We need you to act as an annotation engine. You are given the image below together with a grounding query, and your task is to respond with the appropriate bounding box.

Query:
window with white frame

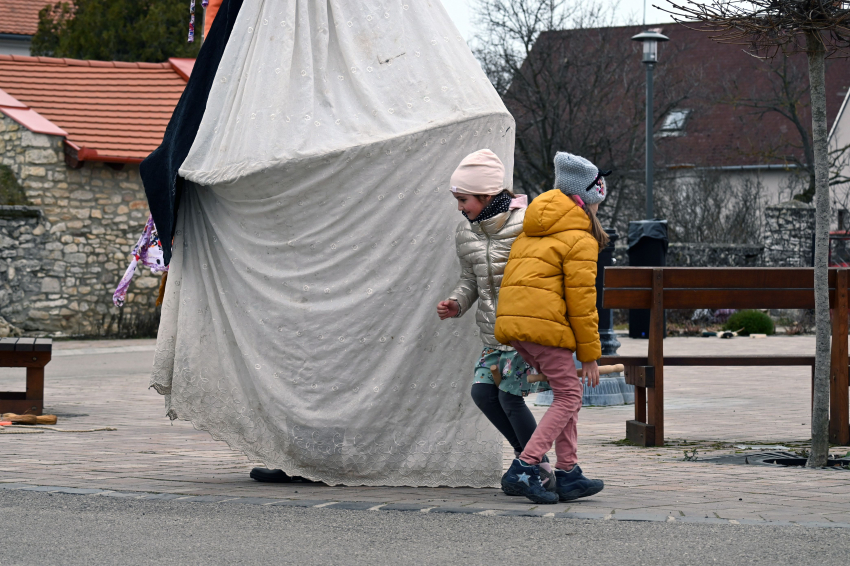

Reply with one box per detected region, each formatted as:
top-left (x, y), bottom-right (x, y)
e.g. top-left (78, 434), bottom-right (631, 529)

top-left (659, 109), bottom-right (691, 136)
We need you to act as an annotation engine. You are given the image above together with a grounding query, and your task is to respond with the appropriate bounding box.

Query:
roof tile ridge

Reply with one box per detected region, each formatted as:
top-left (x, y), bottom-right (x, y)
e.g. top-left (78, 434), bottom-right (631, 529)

top-left (34, 55), bottom-right (72, 65)
top-left (63, 58), bottom-right (93, 66)
top-left (4, 54), bottom-right (56, 64)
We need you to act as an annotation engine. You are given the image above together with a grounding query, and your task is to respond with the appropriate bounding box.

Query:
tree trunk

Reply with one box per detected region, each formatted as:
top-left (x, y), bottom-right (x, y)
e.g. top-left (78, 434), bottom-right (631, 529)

top-left (806, 31), bottom-right (831, 468)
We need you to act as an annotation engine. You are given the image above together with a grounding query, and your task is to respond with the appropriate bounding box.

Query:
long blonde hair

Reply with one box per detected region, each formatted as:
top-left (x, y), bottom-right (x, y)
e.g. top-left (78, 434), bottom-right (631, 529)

top-left (583, 205), bottom-right (610, 248)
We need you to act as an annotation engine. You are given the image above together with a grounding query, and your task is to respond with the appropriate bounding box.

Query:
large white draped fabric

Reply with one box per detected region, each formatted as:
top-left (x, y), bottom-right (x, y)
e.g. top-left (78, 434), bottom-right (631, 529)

top-left (151, 0), bottom-right (516, 487)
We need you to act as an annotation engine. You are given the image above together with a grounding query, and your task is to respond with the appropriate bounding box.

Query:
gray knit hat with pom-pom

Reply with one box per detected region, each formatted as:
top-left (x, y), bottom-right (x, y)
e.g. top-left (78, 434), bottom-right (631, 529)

top-left (554, 152), bottom-right (608, 205)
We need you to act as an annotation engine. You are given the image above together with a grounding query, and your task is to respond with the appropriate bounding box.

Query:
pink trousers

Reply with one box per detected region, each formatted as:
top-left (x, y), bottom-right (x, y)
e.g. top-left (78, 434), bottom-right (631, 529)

top-left (512, 340), bottom-right (582, 470)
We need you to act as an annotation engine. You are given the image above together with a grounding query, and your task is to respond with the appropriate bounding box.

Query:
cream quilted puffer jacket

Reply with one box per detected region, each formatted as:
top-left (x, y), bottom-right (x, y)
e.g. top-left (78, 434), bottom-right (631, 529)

top-left (447, 207), bottom-right (525, 350)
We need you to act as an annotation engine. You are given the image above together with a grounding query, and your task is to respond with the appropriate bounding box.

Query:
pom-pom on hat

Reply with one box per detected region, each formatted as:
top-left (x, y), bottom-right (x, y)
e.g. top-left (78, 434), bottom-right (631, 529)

top-left (554, 152), bottom-right (609, 205)
top-left (450, 149), bottom-right (505, 196)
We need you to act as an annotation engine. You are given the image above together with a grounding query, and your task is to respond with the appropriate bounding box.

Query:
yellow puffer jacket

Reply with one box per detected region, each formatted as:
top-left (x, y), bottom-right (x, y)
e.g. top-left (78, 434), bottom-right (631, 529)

top-left (494, 189), bottom-right (601, 362)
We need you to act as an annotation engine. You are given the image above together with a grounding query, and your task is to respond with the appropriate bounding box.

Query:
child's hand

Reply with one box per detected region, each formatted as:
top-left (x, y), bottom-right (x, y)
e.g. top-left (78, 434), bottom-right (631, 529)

top-left (437, 300), bottom-right (459, 320)
top-left (582, 361), bottom-right (600, 388)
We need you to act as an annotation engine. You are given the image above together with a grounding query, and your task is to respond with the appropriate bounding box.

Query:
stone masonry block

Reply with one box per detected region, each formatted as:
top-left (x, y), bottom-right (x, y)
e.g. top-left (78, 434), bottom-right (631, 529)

top-left (134, 277), bottom-right (160, 290)
top-left (22, 166), bottom-right (46, 178)
top-left (21, 131), bottom-right (52, 148)
top-left (40, 277), bottom-right (61, 293)
top-left (64, 253), bottom-right (87, 264)
top-left (25, 149), bottom-right (58, 164)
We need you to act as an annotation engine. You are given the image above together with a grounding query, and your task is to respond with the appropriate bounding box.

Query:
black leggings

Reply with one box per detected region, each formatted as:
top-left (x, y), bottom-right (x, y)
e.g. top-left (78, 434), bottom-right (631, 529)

top-left (470, 383), bottom-right (537, 454)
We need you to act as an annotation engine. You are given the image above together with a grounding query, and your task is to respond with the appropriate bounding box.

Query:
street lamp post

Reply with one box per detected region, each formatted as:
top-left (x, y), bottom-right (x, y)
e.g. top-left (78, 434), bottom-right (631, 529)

top-left (631, 30), bottom-right (669, 220)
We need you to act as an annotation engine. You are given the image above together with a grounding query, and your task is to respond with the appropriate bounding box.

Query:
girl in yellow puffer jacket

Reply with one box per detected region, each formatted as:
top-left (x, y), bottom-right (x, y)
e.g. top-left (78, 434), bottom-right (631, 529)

top-left (495, 152), bottom-right (610, 505)
top-left (435, 149), bottom-right (559, 494)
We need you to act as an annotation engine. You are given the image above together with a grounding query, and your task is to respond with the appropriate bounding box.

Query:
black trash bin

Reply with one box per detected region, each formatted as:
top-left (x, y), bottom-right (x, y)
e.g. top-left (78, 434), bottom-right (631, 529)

top-left (628, 220), bottom-right (668, 339)
top-left (596, 228), bottom-right (621, 355)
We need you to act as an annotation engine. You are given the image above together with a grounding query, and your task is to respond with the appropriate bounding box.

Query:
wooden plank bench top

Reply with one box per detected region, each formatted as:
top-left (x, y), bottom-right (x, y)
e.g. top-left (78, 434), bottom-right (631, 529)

top-left (0, 337), bottom-right (52, 416)
top-left (600, 355), bottom-right (816, 366)
top-left (601, 267), bottom-right (849, 447)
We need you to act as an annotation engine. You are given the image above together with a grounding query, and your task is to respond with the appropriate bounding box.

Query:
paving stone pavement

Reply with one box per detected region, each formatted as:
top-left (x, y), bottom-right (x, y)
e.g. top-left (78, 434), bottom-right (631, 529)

top-left (1, 335), bottom-right (849, 527)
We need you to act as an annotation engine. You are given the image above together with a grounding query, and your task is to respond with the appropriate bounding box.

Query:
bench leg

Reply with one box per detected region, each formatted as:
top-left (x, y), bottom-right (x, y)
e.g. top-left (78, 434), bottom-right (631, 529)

top-left (25, 366), bottom-right (44, 416)
top-left (830, 269), bottom-right (850, 445)
top-left (635, 384), bottom-right (646, 422)
top-left (646, 386), bottom-right (662, 447)
top-left (646, 268), bottom-right (664, 446)
top-left (625, 365), bottom-right (654, 446)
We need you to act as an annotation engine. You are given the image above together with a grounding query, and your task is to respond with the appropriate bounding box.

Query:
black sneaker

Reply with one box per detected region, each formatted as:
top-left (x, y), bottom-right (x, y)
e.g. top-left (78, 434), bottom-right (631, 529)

top-left (554, 465), bottom-right (604, 501)
top-left (502, 455), bottom-right (555, 496)
top-left (249, 467), bottom-right (316, 483)
top-left (501, 459), bottom-right (559, 504)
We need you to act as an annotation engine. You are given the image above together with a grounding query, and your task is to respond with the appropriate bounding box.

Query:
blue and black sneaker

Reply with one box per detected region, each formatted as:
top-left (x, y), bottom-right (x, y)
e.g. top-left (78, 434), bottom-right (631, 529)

top-left (501, 459), bottom-right (559, 504)
top-left (554, 465), bottom-right (604, 501)
top-left (501, 455), bottom-right (556, 496)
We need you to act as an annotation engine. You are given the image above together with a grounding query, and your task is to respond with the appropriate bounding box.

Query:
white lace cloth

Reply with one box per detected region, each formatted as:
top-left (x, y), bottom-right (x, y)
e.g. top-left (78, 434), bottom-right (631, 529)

top-left (151, 0), bottom-right (516, 487)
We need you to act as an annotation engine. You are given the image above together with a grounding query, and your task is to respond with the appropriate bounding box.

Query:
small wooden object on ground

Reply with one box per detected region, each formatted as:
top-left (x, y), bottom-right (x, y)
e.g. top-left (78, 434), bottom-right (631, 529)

top-left (601, 267), bottom-right (849, 447)
top-left (0, 337), bottom-right (52, 416)
top-left (1, 413), bottom-right (57, 425)
top-left (526, 364), bottom-right (625, 383)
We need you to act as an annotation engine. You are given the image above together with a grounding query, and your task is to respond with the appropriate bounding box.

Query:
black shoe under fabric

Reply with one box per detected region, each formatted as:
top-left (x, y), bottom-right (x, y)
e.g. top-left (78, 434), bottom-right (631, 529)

top-left (249, 468), bottom-right (317, 483)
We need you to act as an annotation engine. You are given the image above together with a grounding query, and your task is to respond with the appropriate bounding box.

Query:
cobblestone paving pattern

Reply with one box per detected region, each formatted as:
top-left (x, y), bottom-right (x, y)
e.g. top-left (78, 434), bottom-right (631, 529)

top-left (1, 336), bottom-right (848, 526)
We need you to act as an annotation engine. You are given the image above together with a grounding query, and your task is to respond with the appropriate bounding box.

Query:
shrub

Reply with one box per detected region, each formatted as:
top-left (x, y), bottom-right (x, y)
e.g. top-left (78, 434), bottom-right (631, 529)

top-left (724, 310), bottom-right (774, 336)
top-left (0, 165), bottom-right (29, 205)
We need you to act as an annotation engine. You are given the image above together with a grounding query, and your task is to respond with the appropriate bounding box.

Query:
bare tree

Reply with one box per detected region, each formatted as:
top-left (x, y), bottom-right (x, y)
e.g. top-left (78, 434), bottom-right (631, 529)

top-left (720, 54), bottom-right (850, 203)
top-left (655, 170), bottom-right (765, 244)
top-left (665, 0), bottom-right (850, 467)
top-left (471, 0), bottom-right (703, 233)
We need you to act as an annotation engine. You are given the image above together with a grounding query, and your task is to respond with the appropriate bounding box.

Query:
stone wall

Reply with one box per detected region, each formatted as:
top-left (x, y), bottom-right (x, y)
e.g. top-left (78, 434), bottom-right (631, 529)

top-left (763, 201), bottom-right (815, 267)
top-left (0, 115), bottom-right (160, 337)
top-left (611, 202), bottom-right (813, 268)
top-left (613, 242), bottom-right (764, 268)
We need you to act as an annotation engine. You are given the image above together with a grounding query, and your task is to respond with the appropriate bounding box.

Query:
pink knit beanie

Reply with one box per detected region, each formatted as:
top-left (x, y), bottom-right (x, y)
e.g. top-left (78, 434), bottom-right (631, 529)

top-left (449, 149), bottom-right (505, 196)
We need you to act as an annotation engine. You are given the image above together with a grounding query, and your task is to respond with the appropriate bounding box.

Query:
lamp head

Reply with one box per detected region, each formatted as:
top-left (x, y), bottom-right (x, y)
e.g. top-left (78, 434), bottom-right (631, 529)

top-left (631, 30), bottom-right (670, 64)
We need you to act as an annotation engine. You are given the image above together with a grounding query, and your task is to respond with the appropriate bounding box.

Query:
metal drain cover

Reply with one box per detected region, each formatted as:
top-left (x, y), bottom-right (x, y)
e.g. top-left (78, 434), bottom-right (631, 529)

top-left (701, 451), bottom-right (850, 468)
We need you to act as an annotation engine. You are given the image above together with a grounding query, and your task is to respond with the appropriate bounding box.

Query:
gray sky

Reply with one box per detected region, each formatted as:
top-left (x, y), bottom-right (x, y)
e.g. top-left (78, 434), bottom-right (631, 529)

top-left (440, 0), bottom-right (677, 40)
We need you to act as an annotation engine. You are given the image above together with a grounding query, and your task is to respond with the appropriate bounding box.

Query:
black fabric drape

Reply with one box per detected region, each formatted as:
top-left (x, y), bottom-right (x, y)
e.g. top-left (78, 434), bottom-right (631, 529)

top-left (140, 0), bottom-right (244, 265)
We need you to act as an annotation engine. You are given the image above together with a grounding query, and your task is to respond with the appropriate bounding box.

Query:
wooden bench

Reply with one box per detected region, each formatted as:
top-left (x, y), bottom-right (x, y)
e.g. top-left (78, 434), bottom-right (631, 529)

top-left (601, 267), bottom-right (850, 447)
top-left (0, 337), bottom-right (52, 416)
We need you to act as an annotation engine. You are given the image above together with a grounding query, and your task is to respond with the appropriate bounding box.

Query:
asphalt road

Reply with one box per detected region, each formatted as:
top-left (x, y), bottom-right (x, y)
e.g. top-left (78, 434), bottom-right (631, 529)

top-left (1, 490), bottom-right (848, 565)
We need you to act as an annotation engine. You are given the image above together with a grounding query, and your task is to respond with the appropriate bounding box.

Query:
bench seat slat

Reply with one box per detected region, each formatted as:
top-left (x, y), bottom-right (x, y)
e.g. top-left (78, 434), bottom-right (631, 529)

top-left (0, 338), bottom-right (17, 351)
top-left (603, 288), bottom-right (652, 308)
top-left (604, 267), bottom-right (848, 290)
top-left (664, 268), bottom-right (817, 290)
top-left (600, 355), bottom-right (816, 366)
top-left (33, 338), bottom-right (53, 352)
top-left (665, 289), bottom-right (818, 309)
top-left (603, 288), bottom-right (826, 309)
top-left (13, 338), bottom-right (35, 351)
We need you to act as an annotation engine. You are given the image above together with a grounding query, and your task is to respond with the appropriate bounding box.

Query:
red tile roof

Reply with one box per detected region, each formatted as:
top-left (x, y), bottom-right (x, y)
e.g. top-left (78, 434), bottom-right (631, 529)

top-left (0, 55), bottom-right (192, 163)
top-left (0, 1), bottom-right (48, 36)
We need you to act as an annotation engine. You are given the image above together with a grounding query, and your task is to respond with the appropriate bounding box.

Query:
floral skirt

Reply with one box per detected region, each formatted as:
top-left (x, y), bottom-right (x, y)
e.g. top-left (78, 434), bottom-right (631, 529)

top-left (472, 347), bottom-right (536, 397)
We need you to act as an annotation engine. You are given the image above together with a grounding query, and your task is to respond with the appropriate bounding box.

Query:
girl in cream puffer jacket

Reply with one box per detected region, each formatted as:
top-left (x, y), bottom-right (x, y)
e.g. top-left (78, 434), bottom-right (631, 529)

top-left (436, 150), bottom-right (554, 491)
